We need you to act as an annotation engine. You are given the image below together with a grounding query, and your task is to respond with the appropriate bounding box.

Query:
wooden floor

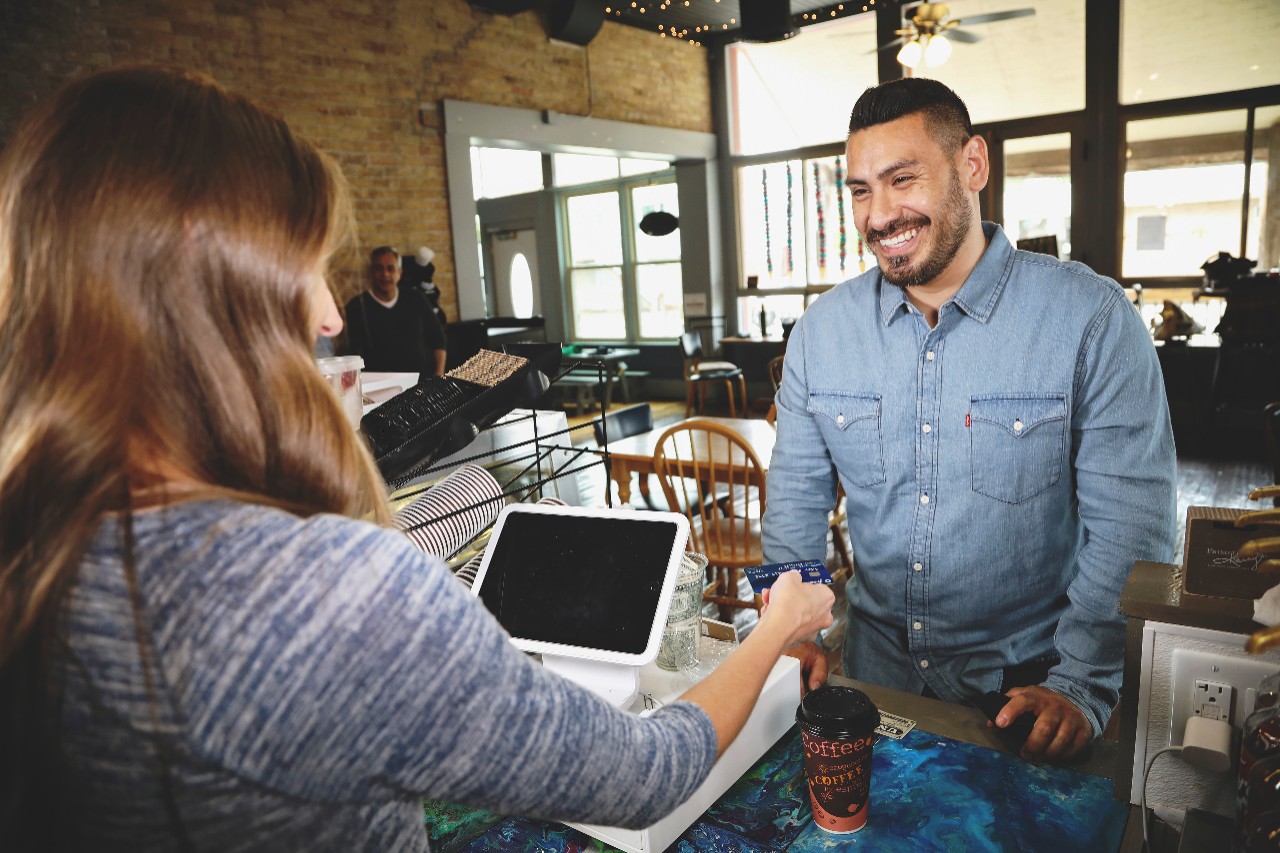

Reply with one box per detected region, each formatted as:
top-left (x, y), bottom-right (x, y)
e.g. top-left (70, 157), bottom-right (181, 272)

top-left (558, 396), bottom-right (1276, 673)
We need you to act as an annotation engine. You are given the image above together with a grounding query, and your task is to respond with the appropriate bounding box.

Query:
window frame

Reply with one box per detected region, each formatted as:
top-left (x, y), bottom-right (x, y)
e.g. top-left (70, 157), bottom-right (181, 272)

top-left (559, 170), bottom-right (681, 343)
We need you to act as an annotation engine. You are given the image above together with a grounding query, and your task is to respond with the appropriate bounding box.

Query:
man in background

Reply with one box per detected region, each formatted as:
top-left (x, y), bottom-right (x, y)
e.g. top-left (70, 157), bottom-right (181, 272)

top-left (764, 78), bottom-right (1176, 762)
top-left (344, 245), bottom-right (447, 377)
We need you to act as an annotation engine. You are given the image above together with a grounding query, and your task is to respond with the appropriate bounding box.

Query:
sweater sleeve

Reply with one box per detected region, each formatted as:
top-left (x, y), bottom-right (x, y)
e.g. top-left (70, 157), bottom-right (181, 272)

top-left (175, 511), bottom-right (718, 829)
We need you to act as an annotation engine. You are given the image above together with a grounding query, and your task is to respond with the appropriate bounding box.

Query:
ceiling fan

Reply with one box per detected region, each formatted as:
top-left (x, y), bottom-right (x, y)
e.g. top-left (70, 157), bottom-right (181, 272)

top-left (877, 3), bottom-right (1036, 69)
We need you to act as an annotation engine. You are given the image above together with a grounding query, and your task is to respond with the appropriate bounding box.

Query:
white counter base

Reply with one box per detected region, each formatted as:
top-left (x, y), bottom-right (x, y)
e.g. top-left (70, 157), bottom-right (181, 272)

top-left (568, 655), bottom-right (801, 853)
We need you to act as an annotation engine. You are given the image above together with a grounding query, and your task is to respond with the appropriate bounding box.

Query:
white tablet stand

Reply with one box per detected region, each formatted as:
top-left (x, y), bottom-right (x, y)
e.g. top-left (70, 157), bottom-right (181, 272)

top-left (540, 655), bottom-right (640, 708)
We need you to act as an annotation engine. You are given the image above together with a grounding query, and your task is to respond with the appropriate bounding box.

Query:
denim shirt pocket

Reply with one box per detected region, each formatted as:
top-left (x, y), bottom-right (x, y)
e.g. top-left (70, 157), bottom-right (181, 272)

top-left (807, 392), bottom-right (886, 487)
top-left (969, 394), bottom-right (1067, 504)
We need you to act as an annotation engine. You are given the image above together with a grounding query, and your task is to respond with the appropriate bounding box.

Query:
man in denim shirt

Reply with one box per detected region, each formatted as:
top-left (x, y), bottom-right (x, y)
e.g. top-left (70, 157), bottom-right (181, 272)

top-left (764, 79), bottom-right (1176, 761)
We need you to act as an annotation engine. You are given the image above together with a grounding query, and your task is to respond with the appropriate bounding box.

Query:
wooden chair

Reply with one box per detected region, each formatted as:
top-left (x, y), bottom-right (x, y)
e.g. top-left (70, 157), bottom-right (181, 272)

top-left (679, 331), bottom-right (747, 418)
top-left (594, 403), bottom-right (658, 508)
top-left (767, 355), bottom-right (785, 394)
top-left (653, 419), bottom-right (765, 617)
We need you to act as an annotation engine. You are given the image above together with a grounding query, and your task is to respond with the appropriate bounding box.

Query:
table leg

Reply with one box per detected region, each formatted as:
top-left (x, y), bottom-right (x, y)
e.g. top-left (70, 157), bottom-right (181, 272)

top-left (611, 460), bottom-right (634, 505)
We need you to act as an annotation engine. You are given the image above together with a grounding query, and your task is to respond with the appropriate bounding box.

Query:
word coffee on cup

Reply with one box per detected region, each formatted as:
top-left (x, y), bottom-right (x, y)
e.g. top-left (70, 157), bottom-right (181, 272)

top-left (796, 685), bottom-right (879, 834)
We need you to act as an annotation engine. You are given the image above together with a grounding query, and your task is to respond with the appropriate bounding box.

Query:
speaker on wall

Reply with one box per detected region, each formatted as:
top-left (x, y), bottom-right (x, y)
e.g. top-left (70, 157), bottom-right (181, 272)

top-left (546, 0), bottom-right (604, 46)
top-left (740, 0), bottom-right (798, 43)
top-left (468, 0), bottom-right (540, 14)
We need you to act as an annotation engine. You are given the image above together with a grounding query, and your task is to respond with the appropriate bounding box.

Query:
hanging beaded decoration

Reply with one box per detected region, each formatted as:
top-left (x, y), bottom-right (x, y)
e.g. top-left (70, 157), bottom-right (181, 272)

top-left (857, 232), bottom-right (866, 273)
top-left (762, 170), bottom-right (773, 276)
top-left (813, 162), bottom-right (826, 270)
top-left (785, 161), bottom-right (794, 274)
top-left (835, 156), bottom-right (847, 273)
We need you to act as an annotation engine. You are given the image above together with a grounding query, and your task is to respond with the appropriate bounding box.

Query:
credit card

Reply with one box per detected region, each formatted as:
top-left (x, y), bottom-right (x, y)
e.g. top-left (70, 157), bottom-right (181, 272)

top-left (743, 560), bottom-right (833, 594)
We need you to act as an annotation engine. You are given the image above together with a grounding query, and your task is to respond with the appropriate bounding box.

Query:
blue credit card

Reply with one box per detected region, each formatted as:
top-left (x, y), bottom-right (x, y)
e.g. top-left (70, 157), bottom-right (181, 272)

top-left (743, 560), bottom-right (833, 594)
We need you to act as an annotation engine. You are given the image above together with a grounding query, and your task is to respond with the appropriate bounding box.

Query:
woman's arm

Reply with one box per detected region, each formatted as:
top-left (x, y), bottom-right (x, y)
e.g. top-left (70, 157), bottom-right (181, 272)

top-left (679, 571), bottom-right (834, 755)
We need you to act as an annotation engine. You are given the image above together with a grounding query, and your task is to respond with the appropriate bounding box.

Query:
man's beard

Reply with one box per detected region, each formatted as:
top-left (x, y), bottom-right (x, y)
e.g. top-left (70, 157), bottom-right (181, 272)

top-left (866, 168), bottom-right (972, 289)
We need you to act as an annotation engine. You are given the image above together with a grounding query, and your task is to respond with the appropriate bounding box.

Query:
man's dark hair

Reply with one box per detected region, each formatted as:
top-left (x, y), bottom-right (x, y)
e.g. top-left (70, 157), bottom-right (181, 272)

top-left (369, 245), bottom-right (400, 264)
top-left (848, 78), bottom-right (974, 155)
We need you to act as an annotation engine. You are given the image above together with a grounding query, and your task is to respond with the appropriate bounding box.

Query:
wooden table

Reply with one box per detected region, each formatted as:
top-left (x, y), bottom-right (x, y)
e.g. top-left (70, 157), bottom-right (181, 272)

top-left (604, 416), bottom-right (777, 505)
top-left (559, 345), bottom-right (642, 413)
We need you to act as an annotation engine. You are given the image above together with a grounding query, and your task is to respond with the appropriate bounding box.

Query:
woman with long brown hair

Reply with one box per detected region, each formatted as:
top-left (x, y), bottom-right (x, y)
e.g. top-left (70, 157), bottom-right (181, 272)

top-left (0, 67), bottom-right (833, 850)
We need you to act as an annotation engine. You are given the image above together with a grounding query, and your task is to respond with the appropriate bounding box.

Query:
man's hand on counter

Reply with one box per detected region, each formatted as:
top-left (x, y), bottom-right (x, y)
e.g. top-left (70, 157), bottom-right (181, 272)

top-left (994, 685), bottom-right (1092, 761)
top-left (781, 640), bottom-right (828, 694)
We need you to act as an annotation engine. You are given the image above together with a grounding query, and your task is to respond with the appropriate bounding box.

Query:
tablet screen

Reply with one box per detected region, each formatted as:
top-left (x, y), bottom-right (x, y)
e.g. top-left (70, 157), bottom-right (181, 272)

top-left (474, 507), bottom-right (687, 659)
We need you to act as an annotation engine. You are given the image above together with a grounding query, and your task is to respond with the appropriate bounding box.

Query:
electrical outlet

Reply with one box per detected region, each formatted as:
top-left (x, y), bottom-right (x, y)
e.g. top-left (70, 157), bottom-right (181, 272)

top-left (1169, 649), bottom-right (1280, 747)
top-left (1191, 679), bottom-right (1233, 722)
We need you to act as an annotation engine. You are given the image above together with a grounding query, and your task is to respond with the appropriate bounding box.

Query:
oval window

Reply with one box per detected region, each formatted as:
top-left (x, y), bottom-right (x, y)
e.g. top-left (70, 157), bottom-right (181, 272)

top-left (509, 253), bottom-right (534, 317)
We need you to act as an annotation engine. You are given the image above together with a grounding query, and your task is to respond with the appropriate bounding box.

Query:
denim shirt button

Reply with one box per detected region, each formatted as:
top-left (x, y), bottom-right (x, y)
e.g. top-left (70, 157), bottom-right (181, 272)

top-left (920, 659), bottom-right (930, 669)
top-left (1014, 419), bottom-right (1024, 433)
top-left (922, 423), bottom-right (932, 434)
top-left (920, 494), bottom-right (929, 505)
top-left (913, 621), bottom-right (922, 630)
top-left (836, 414), bottom-right (845, 425)
top-left (926, 351), bottom-right (935, 361)
top-left (913, 562), bottom-right (923, 572)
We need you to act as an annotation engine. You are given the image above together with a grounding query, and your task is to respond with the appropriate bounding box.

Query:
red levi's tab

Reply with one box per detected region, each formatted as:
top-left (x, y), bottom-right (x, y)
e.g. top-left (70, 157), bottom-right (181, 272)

top-left (965, 413), bottom-right (971, 428)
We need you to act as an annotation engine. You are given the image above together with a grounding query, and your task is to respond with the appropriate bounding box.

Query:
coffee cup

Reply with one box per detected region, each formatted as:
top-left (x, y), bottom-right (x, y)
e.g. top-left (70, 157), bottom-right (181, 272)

top-left (796, 685), bottom-right (879, 834)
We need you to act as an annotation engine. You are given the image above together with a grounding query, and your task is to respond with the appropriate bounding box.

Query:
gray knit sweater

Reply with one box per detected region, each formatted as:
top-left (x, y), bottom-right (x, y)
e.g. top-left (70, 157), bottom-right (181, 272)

top-left (55, 501), bottom-right (717, 851)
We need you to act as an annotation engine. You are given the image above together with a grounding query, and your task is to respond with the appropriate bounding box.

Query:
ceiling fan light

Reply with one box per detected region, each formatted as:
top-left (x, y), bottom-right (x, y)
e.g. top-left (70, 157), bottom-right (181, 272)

top-left (897, 38), bottom-right (923, 68)
top-left (924, 33), bottom-right (952, 66)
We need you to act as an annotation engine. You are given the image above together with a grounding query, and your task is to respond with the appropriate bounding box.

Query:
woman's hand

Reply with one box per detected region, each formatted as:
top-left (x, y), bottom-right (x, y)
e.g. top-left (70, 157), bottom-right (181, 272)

top-left (759, 571), bottom-right (834, 648)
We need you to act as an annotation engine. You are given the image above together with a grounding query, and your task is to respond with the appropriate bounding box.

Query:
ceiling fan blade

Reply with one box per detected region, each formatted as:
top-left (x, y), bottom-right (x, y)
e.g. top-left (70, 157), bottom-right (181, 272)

top-left (956, 8), bottom-right (1035, 26)
top-left (948, 29), bottom-right (982, 44)
top-left (867, 36), bottom-right (909, 55)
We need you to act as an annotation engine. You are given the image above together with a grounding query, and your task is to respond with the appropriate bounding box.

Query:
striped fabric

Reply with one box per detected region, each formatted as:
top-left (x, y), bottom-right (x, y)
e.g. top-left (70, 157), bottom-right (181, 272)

top-left (55, 500), bottom-right (717, 851)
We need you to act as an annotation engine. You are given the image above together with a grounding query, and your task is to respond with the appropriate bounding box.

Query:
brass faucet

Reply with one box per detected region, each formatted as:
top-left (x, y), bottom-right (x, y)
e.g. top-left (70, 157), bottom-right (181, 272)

top-left (1245, 486), bottom-right (1280, 653)
top-left (1238, 509), bottom-right (1280, 528)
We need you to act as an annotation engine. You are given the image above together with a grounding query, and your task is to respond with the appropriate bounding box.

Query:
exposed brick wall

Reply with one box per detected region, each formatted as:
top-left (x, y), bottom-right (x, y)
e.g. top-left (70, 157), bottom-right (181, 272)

top-left (0, 0), bottom-right (713, 317)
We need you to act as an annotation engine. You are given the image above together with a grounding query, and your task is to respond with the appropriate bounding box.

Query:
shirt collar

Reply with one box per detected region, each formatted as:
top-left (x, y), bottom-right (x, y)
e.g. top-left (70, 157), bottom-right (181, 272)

top-left (877, 222), bottom-right (1014, 326)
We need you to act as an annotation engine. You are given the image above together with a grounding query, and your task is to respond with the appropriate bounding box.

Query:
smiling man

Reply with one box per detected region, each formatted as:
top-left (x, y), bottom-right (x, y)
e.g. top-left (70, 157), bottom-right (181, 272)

top-left (763, 78), bottom-right (1177, 762)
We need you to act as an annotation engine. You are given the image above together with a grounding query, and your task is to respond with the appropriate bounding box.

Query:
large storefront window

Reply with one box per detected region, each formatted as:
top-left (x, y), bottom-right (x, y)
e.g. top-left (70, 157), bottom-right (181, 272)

top-left (911, 0), bottom-right (1084, 124)
top-left (1122, 111), bottom-right (1262, 280)
top-left (728, 13), bottom-right (877, 156)
top-left (1251, 106), bottom-right (1280, 272)
top-left (1121, 0), bottom-right (1279, 105)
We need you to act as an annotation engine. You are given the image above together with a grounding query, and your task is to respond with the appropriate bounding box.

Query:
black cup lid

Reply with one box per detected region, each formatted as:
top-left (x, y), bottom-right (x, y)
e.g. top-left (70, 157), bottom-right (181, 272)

top-left (796, 685), bottom-right (879, 739)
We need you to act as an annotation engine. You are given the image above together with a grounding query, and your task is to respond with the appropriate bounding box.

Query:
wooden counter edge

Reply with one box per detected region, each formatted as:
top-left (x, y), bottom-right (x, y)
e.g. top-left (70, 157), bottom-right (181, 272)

top-left (827, 674), bottom-right (1120, 779)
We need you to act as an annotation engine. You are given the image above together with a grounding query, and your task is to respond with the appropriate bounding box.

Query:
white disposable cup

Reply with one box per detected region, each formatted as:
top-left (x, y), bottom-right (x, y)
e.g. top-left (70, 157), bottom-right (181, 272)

top-left (317, 355), bottom-right (364, 429)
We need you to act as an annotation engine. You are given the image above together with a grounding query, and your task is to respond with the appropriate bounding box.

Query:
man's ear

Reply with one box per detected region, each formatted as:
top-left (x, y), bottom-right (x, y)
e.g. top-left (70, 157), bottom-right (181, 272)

top-left (960, 134), bottom-right (990, 192)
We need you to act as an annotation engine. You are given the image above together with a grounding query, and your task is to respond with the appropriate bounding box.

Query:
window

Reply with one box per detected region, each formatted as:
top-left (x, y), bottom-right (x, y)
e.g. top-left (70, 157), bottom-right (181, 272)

top-left (508, 253), bottom-right (534, 317)
top-left (554, 152), bottom-right (620, 187)
top-left (1121, 0), bottom-right (1280, 105)
top-left (1122, 111), bottom-right (1253, 279)
top-left (632, 183), bottom-right (684, 338)
top-left (728, 13), bottom-right (878, 155)
top-left (912, 0), bottom-right (1085, 124)
top-left (1250, 106), bottom-right (1280, 272)
top-left (562, 179), bottom-right (683, 341)
top-left (565, 191), bottom-right (625, 339)
top-left (737, 155), bottom-right (868, 289)
top-left (471, 147), bottom-right (544, 199)
top-left (554, 153), bottom-right (670, 187)
top-left (1003, 133), bottom-right (1072, 260)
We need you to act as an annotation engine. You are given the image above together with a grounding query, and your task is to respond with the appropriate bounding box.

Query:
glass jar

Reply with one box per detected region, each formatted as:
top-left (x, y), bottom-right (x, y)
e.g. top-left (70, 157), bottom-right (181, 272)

top-left (657, 552), bottom-right (707, 671)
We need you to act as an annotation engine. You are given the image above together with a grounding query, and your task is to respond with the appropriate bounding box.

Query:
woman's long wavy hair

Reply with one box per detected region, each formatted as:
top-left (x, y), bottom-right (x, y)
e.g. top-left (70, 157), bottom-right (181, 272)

top-left (0, 66), bottom-right (390, 842)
